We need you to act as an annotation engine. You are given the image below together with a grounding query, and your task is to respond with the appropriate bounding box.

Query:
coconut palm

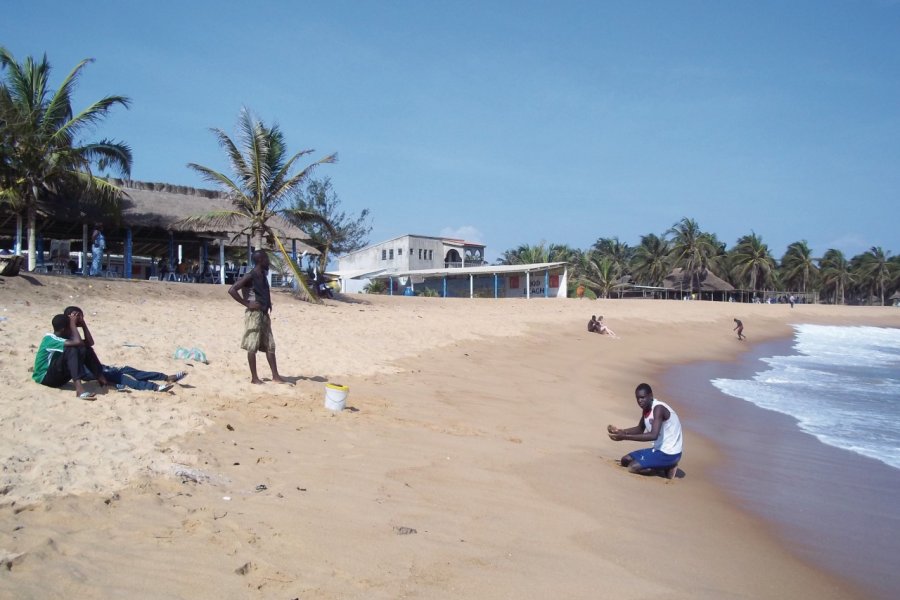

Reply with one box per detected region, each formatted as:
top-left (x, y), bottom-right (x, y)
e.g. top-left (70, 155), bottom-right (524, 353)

top-left (854, 246), bottom-right (894, 305)
top-left (497, 242), bottom-right (573, 265)
top-left (630, 233), bottom-right (670, 286)
top-left (780, 240), bottom-right (819, 294)
top-left (729, 232), bottom-right (776, 292)
top-left (0, 47), bottom-right (132, 270)
top-left (818, 248), bottom-right (853, 305)
top-left (667, 217), bottom-right (719, 292)
top-left (184, 108), bottom-right (336, 302)
top-left (592, 236), bottom-right (632, 280)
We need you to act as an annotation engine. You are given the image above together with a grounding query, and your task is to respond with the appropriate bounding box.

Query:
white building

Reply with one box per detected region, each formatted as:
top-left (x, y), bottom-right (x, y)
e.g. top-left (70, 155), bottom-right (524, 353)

top-left (335, 234), bottom-right (487, 293)
top-left (334, 234), bottom-right (567, 299)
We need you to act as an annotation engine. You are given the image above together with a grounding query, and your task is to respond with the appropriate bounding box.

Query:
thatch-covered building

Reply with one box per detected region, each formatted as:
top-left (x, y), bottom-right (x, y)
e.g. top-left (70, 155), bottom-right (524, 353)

top-left (663, 268), bottom-right (735, 301)
top-left (1, 179), bottom-right (318, 282)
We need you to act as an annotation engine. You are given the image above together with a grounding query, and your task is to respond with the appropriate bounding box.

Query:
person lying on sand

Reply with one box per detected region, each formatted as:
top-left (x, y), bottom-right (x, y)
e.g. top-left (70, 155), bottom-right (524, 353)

top-left (228, 249), bottom-right (287, 385)
top-left (62, 306), bottom-right (185, 392)
top-left (32, 312), bottom-right (108, 399)
top-left (607, 383), bottom-right (683, 479)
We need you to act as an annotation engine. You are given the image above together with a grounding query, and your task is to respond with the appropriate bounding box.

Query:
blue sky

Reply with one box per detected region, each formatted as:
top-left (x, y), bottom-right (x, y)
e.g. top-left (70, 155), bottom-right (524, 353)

top-left (3, 0), bottom-right (898, 262)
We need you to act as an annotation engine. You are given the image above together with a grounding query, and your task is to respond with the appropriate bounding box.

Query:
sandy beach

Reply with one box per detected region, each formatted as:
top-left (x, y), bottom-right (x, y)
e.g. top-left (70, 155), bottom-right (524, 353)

top-left (1, 273), bottom-right (898, 599)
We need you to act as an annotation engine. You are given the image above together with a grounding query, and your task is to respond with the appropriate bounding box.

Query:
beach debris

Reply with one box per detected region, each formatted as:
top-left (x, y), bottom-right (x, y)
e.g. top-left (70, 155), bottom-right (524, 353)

top-left (104, 492), bottom-right (120, 505)
top-left (226, 424), bottom-right (235, 431)
top-left (234, 561), bottom-right (254, 576)
top-left (222, 497), bottom-right (231, 501)
top-left (121, 342), bottom-right (144, 348)
top-left (393, 526), bottom-right (417, 535)
top-left (172, 466), bottom-right (210, 484)
top-left (255, 484), bottom-right (267, 492)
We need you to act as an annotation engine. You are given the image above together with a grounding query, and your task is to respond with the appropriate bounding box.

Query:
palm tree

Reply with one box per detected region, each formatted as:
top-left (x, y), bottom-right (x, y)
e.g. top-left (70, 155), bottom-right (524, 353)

top-left (592, 236), bottom-right (632, 280)
top-left (630, 233), bottom-right (670, 286)
top-left (780, 240), bottom-right (818, 294)
top-left (854, 246), bottom-right (894, 305)
top-left (0, 47), bottom-right (132, 271)
top-left (497, 242), bottom-right (573, 265)
top-left (667, 217), bottom-right (718, 293)
top-left (184, 108), bottom-right (336, 302)
top-left (819, 249), bottom-right (853, 305)
top-left (729, 232), bottom-right (776, 292)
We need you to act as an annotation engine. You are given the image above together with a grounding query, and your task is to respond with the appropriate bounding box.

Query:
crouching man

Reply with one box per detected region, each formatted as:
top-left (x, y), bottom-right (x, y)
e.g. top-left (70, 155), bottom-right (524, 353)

top-left (608, 383), bottom-right (683, 479)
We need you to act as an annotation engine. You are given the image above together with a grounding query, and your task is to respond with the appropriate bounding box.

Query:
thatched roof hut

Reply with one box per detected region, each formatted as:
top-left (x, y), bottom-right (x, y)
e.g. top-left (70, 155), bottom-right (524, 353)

top-left (1, 180), bottom-right (319, 259)
top-left (663, 268), bottom-right (735, 293)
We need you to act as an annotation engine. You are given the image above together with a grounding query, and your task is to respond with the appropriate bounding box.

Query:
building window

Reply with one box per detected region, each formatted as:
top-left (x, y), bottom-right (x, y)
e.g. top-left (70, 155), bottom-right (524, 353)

top-left (382, 249), bottom-right (386, 260)
top-left (429, 250), bottom-right (433, 260)
top-left (398, 248), bottom-right (402, 256)
top-left (389, 249), bottom-right (394, 259)
top-left (418, 249), bottom-right (422, 260)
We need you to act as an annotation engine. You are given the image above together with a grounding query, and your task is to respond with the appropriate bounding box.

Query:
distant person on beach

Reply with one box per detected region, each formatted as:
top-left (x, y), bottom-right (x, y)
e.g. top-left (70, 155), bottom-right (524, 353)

top-left (789, 295), bottom-right (795, 308)
top-left (32, 312), bottom-right (108, 399)
top-left (90, 223), bottom-right (105, 276)
top-left (588, 315), bottom-right (599, 332)
top-left (733, 318), bottom-right (745, 341)
top-left (61, 306), bottom-right (184, 392)
top-left (229, 249), bottom-right (287, 385)
top-left (607, 383), bottom-right (683, 479)
top-left (597, 316), bottom-right (618, 338)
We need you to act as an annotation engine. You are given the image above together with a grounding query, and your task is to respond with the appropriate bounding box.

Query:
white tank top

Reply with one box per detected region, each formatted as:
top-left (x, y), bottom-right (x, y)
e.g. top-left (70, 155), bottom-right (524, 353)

top-left (642, 399), bottom-right (683, 455)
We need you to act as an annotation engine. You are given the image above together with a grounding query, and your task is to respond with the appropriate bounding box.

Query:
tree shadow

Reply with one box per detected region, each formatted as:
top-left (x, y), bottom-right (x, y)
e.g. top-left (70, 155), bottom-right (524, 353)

top-left (17, 274), bottom-right (44, 286)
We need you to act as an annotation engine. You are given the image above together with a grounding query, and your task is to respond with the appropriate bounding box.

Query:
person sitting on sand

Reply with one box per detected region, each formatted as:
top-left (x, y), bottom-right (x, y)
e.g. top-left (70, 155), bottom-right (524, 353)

top-left (597, 316), bottom-right (618, 338)
top-left (733, 318), bottom-right (745, 341)
top-left (229, 249), bottom-right (287, 385)
top-left (33, 312), bottom-right (108, 399)
top-left (588, 315), bottom-right (599, 333)
top-left (62, 306), bottom-right (185, 392)
top-left (607, 383), bottom-right (683, 479)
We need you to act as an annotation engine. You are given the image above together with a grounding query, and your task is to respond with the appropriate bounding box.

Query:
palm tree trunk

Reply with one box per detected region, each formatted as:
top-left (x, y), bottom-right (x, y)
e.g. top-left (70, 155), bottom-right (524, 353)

top-left (27, 207), bottom-right (37, 271)
top-left (268, 228), bottom-right (320, 304)
top-left (14, 214), bottom-right (23, 256)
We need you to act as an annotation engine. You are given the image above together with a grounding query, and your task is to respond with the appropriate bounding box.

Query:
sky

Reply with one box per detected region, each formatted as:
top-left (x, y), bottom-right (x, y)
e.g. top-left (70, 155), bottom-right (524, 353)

top-left (3, 0), bottom-right (899, 262)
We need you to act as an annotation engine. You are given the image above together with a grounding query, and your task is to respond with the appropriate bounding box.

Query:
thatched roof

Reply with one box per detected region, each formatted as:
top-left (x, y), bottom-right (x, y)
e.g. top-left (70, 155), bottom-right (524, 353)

top-left (109, 180), bottom-right (316, 250)
top-left (663, 268), bottom-right (735, 292)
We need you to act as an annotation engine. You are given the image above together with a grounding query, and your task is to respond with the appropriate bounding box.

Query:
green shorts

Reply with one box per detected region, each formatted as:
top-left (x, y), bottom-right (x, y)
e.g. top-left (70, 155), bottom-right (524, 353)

top-left (241, 310), bottom-right (275, 353)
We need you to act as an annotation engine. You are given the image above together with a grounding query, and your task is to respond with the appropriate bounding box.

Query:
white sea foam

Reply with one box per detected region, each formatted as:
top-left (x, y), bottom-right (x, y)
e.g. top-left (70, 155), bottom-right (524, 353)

top-left (712, 325), bottom-right (900, 470)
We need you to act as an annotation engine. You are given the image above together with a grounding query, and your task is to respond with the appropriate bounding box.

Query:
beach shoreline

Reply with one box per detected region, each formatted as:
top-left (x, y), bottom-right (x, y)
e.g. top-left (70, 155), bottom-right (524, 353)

top-left (1, 275), bottom-right (898, 598)
top-left (663, 332), bottom-right (900, 600)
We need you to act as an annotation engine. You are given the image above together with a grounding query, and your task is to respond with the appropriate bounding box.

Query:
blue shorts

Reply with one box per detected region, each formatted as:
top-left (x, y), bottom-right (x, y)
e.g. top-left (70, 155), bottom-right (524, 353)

top-left (628, 448), bottom-right (681, 469)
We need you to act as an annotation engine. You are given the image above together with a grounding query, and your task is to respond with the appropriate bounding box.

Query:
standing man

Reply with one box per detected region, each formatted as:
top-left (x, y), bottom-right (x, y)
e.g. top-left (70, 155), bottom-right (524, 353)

top-left (90, 223), bottom-right (105, 276)
top-left (229, 249), bottom-right (286, 384)
top-left (607, 383), bottom-right (683, 479)
top-left (733, 318), bottom-right (745, 341)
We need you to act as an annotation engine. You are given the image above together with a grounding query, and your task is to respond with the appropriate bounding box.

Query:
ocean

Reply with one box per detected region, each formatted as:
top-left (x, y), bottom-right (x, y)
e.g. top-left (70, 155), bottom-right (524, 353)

top-left (712, 324), bottom-right (900, 471)
top-left (664, 324), bottom-right (900, 600)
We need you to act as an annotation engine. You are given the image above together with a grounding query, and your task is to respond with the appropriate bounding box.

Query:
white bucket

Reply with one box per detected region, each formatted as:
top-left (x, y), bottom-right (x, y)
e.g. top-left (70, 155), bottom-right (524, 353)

top-left (324, 383), bottom-right (348, 411)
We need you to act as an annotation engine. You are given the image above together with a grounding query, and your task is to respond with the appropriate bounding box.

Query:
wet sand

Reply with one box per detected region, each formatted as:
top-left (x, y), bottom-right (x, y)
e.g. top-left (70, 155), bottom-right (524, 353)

top-left (663, 336), bottom-right (900, 600)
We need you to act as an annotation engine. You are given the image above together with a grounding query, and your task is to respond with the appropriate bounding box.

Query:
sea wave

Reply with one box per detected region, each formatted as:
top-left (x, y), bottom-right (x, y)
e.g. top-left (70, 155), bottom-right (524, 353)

top-left (712, 325), bottom-right (900, 470)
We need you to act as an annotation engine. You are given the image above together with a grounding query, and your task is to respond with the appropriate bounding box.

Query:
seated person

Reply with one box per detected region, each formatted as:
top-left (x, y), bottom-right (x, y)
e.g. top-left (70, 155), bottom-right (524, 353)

top-left (588, 315), bottom-right (599, 333)
top-left (62, 306), bottom-right (187, 392)
top-left (597, 316), bottom-right (618, 338)
top-left (33, 312), bottom-right (108, 399)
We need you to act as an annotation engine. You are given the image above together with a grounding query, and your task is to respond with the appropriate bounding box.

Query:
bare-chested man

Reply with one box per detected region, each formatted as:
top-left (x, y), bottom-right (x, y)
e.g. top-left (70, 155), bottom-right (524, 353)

top-left (228, 250), bottom-right (287, 384)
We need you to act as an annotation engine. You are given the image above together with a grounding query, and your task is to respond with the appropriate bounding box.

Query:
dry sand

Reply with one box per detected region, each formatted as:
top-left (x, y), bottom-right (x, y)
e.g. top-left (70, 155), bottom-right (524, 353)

top-left (0, 273), bottom-right (897, 598)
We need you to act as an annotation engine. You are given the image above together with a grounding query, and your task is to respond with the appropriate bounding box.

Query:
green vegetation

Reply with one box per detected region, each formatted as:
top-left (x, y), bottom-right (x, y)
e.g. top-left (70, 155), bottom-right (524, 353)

top-left (501, 218), bottom-right (899, 305)
top-left (183, 108), bottom-right (336, 303)
top-left (0, 47), bottom-right (132, 270)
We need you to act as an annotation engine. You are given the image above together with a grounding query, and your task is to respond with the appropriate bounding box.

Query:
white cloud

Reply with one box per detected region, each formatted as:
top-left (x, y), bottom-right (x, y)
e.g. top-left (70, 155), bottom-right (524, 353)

top-left (439, 225), bottom-right (484, 244)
